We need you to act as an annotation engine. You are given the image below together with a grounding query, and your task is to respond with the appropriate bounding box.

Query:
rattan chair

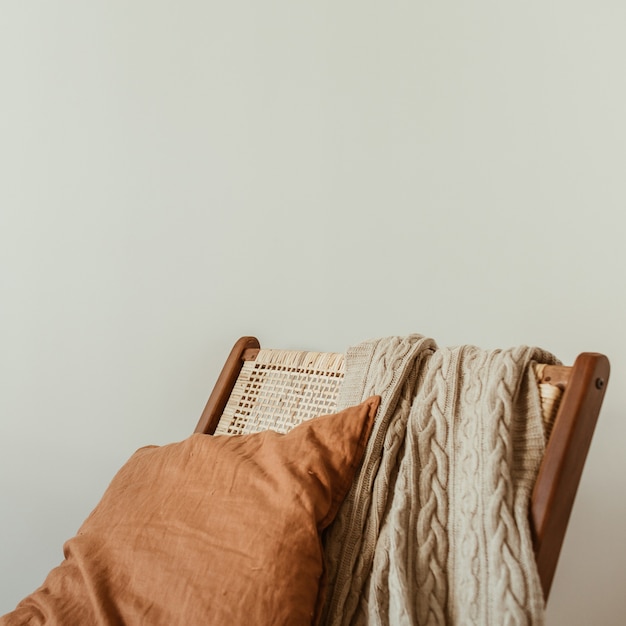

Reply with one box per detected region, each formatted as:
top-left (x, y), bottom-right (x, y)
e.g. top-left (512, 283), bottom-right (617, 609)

top-left (194, 336), bottom-right (609, 600)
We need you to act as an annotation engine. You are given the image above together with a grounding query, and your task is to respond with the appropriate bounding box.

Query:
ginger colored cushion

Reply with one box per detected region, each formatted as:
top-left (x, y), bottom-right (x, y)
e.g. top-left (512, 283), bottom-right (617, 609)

top-left (1, 396), bottom-right (380, 626)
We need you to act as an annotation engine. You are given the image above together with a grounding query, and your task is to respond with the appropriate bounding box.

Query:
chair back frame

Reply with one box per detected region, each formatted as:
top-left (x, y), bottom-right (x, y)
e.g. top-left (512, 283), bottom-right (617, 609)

top-left (194, 336), bottom-right (610, 600)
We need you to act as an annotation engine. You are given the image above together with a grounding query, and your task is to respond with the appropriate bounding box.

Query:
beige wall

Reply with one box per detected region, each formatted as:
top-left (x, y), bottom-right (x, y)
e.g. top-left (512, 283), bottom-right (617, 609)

top-left (1, 2), bottom-right (624, 623)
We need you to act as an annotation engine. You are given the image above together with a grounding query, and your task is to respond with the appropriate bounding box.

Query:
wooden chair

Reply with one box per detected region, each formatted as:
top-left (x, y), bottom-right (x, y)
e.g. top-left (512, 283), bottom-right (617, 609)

top-left (194, 336), bottom-right (609, 601)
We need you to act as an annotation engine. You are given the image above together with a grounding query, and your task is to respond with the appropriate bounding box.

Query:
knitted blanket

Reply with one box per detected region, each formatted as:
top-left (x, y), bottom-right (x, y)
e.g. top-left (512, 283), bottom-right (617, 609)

top-left (321, 335), bottom-right (558, 626)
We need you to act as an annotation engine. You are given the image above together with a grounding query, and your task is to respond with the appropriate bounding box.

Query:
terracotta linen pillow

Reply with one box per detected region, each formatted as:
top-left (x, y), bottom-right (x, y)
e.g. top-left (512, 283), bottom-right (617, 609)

top-left (1, 396), bottom-right (380, 626)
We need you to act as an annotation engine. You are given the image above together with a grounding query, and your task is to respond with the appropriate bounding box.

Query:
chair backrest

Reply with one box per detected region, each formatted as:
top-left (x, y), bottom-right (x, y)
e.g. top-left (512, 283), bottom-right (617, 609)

top-left (194, 336), bottom-right (609, 600)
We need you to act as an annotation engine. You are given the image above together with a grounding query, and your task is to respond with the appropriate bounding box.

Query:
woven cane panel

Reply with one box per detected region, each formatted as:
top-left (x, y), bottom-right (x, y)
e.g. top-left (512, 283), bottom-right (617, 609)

top-left (214, 353), bottom-right (561, 438)
top-left (214, 349), bottom-right (346, 436)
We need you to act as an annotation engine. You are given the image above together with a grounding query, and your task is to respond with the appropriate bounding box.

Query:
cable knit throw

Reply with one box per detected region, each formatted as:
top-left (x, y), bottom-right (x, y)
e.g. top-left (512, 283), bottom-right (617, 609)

top-left (321, 335), bottom-right (559, 626)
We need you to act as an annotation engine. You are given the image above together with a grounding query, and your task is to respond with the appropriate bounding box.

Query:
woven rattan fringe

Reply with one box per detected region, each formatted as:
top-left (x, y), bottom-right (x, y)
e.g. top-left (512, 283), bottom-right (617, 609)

top-left (535, 363), bottom-right (564, 440)
top-left (214, 349), bottom-right (345, 435)
top-left (214, 351), bottom-right (563, 438)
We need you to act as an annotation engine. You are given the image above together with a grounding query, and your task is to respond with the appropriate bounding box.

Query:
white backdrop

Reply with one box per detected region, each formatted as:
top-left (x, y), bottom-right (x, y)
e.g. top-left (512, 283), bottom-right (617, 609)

top-left (1, 2), bottom-right (624, 623)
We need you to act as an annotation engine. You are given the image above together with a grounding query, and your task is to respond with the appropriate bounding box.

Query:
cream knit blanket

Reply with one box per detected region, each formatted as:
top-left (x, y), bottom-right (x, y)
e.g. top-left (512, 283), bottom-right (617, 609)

top-left (321, 335), bottom-right (558, 626)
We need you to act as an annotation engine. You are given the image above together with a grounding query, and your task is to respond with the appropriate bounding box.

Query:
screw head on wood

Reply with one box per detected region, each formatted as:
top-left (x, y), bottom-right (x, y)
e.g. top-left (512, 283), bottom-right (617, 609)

top-left (595, 378), bottom-right (605, 390)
